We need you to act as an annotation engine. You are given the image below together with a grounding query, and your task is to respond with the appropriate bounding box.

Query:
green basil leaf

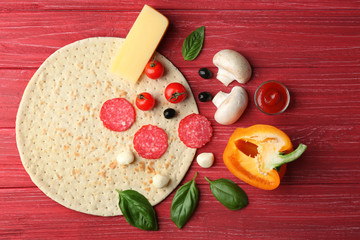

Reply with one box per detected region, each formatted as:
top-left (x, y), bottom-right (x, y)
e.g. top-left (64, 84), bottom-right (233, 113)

top-left (182, 26), bottom-right (205, 61)
top-left (205, 177), bottom-right (248, 210)
top-left (170, 173), bottom-right (199, 229)
top-left (116, 189), bottom-right (158, 231)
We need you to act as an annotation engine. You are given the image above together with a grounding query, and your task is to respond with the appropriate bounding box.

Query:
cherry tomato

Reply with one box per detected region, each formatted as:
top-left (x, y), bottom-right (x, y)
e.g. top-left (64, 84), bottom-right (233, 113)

top-left (165, 83), bottom-right (187, 103)
top-left (145, 58), bottom-right (164, 79)
top-left (136, 92), bottom-right (155, 111)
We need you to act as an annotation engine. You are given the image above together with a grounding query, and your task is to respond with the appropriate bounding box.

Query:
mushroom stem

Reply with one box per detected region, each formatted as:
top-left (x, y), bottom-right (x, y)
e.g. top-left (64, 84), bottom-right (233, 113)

top-left (216, 68), bottom-right (235, 86)
top-left (216, 68), bottom-right (236, 86)
top-left (212, 91), bottom-right (229, 108)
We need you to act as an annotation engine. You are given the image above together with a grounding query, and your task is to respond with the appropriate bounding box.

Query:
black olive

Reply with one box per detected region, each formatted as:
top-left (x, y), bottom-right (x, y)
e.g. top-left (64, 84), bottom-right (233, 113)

top-left (198, 92), bottom-right (212, 102)
top-left (198, 68), bottom-right (212, 79)
top-left (164, 108), bottom-right (176, 119)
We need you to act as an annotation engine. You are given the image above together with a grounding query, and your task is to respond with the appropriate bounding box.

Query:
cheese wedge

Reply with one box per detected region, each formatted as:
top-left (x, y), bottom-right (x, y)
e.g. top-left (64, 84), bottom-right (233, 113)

top-left (110, 5), bottom-right (169, 83)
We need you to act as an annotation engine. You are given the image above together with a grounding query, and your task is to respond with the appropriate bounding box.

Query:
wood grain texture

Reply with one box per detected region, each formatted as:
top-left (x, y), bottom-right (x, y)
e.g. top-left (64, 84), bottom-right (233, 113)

top-left (0, 186), bottom-right (359, 239)
top-left (0, 10), bottom-right (359, 68)
top-left (1, 0), bottom-right (360, 11)
top-left (1, 0), bottom-right (360, 239)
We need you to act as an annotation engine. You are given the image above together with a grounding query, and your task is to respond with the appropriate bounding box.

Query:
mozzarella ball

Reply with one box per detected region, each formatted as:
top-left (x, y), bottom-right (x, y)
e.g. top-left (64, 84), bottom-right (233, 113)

top-left (152, 174), bottom-right (170, 189)
top-left (197, 152), bottom-right (214, 168)
top-left (116, 150), bottom-right (134, 165)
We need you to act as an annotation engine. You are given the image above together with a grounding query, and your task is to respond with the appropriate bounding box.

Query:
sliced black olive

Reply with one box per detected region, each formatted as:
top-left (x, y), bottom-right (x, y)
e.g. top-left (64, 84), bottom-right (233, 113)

top-left (164, 108), bottom-right (176, 119)
top-left (198, 68), bottom-right (212, 79)
top-left (198, 92), bottom-right (212, 102)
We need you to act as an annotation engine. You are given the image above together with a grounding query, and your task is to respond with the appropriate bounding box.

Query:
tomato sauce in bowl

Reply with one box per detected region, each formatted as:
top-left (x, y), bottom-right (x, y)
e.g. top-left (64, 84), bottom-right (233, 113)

top-left (255, 81), bottom-right (290, 115)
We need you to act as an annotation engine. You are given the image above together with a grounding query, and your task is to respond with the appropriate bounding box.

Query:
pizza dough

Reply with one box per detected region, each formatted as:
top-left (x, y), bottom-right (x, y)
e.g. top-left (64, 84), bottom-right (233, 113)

top-left (16, 37), bottom-right (198, 216)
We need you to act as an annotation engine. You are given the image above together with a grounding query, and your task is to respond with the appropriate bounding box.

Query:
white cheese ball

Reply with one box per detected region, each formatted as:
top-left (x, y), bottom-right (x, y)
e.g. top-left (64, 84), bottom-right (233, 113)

top-left (152, 174), bottom-right (170, 189)
top-left (116, 150), bottom-right (134, 165)
top-left (197, 152), bottom-right (214, 168)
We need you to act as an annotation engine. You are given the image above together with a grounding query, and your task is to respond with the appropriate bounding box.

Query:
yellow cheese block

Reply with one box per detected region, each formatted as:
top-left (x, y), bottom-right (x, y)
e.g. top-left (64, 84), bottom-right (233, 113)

top-left (110, 5), bottom-right (169, 83)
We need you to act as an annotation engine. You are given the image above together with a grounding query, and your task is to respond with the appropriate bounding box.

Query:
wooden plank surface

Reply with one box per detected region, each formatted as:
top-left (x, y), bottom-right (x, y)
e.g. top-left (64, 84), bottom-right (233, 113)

top-left (0, 10), bottom-right (359, 68)
top-left (1, 185), bottom-right (359, 239)
top-left (0, 0), bottom-right (360, 239)
top-left (1, 0), bottom-right (360, 11)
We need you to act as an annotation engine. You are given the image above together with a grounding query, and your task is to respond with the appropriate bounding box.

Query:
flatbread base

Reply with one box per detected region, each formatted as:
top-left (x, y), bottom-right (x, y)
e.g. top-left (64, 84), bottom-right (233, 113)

top-left (16, 37), bottom-right (198, 216)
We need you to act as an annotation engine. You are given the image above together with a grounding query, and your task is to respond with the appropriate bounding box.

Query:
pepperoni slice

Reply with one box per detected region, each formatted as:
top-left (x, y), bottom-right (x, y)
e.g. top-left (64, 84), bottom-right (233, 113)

top-left (178, 113), bottom-right (213, 148)
top-left (100, 98), bottom-right (135, 132)
top-left (133, 125), bottom-right (168, 159)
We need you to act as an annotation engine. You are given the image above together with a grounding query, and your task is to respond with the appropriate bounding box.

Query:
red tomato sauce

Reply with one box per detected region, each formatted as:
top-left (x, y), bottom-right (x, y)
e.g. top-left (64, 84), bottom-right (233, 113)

top-left (255, 81), bottom-right (289, 114)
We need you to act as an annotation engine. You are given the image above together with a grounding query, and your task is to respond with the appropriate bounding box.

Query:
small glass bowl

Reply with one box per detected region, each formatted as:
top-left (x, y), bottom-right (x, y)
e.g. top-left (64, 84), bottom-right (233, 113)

top-left (254, 80), bottom-right (290, 115)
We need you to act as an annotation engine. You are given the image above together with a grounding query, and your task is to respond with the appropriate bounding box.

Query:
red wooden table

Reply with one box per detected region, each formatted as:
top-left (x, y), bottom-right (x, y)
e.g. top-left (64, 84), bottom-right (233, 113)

top-left (1, 1), bottom-right (360, 239)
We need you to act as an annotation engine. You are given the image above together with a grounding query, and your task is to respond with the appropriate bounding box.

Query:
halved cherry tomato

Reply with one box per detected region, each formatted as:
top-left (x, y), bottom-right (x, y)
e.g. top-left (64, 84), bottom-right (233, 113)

top-left (145, 58), bottom-right (164, 79)
top-left (165, 83), bottom-right (187, 103)
top-left (136, 92), bottom-right (155, 111)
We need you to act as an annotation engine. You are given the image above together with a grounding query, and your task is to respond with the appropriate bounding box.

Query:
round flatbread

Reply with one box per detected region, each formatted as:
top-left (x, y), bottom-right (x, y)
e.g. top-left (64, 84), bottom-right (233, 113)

top-left (16, 37), bottom-right (198, 216)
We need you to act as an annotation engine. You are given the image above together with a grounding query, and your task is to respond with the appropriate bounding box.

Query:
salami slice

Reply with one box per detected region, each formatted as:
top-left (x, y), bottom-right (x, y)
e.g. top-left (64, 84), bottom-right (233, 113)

top-left (100, 98), bottom-right (135, 132)
top-left (178, 113), bottom-right (213, 148)
top-left (133, 125), bottom-right (168, 159)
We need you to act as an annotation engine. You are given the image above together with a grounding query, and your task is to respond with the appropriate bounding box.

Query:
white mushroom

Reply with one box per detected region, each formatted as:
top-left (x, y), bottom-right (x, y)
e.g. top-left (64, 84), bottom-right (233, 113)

top-left (212, 86), bottom-right (248, 125)
top-left (152, 174), bottom-right (170, 189)
top-left (197, 152), bottom-right (214, 168)
top-left (213, 49), bottom-right (252, 86)
top-left (116, 150), bottom-right (135, 165)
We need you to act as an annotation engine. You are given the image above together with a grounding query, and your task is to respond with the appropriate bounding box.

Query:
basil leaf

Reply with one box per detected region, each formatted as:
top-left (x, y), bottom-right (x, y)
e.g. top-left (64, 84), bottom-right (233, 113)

top-left (116, 189), bottom-right (158, 231)
top-left (170, 173), bottom-right (199, 229)
top-left (182, 26), bottom-right (205, 61)
top-left (205, 177), bottom-right (248, 210)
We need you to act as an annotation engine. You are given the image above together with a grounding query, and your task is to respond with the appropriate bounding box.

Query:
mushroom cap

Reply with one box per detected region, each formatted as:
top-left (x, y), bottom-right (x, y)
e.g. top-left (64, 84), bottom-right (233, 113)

top-left (213, 49), bottom-right (252, 84)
